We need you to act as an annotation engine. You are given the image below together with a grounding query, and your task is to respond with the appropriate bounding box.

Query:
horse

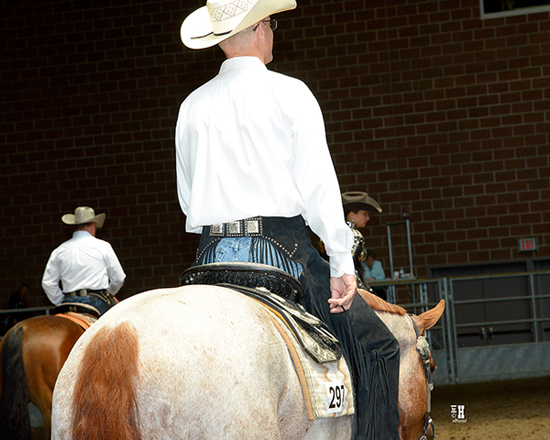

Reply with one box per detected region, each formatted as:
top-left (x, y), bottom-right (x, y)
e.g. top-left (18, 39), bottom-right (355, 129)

top-left (0, 314), bottom-right (91, 440)
top-left (51, 284), bottom-right (445, 440)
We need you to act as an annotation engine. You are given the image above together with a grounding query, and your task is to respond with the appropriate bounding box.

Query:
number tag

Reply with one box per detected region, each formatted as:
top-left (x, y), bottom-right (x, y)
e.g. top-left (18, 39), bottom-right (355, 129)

top-left (325, 380), bottom-right (346, 414)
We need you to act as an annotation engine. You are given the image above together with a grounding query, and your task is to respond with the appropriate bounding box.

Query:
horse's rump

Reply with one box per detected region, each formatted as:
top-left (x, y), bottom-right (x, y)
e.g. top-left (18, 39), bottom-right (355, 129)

top-left (0, 325), bottom-right (33, 440)
top-left (52, 285), bottom-right (442, 440)
top-left (53, 286), bottom-right (328, 440)
top-left (0, 314), bottom-right (87, 440)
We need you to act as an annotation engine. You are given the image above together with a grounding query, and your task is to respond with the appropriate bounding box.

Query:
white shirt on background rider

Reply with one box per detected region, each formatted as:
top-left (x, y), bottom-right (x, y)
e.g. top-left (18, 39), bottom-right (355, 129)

top-left (41, 230), bottom-right (126, 305)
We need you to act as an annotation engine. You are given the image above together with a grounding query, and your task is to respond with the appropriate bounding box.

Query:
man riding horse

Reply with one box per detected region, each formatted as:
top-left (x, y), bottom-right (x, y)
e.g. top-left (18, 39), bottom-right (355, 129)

top-left (41, 206), bottom-right (126, 316)
top-left (342, 191), bottom-right (384, 290)
top-left (176, 1), bottom-right (400, 438)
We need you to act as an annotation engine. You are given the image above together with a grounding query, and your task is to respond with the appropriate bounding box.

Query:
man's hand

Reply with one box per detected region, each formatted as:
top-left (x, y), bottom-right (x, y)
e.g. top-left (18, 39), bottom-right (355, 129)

top-left (328, 274), bottom-right (357, 313)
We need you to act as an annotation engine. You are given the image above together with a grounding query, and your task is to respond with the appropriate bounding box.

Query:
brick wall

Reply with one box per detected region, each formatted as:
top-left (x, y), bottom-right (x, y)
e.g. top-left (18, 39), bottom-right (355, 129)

top-left (1, 0), bottom-right (549, 307)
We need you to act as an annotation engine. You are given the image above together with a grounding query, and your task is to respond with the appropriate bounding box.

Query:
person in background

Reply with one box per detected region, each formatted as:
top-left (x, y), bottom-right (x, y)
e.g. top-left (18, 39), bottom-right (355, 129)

top-left (41, 206), bottom-right (126, 316)
top-left (342, 191), bottom-right (383, 289)
top-left (3, 282), bottom-right (32, 331)
top-left (8, 282), bottom-right (29, 310)
top-left (176, 1), bottom-right (400, 438)
top-left (362, 249), bottom-right (387, 300)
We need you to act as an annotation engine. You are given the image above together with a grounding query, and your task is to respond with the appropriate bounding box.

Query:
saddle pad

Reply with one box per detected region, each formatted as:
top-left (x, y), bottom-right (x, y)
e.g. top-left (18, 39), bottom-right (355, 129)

top-left (257, 300), bottom-right (355, 421)
top-left (223, 284), bottom-right (342, 364)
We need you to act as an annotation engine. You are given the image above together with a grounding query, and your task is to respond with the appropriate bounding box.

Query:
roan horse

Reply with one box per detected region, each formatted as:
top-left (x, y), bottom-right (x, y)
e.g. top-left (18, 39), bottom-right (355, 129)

top-left (51, 285), bottom-right (445, 440)
top-left (0, 313), bottom-right (92, 440)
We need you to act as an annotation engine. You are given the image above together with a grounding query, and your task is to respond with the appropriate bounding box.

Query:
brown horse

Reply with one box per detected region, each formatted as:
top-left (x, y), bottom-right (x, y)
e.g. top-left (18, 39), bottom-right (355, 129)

top-left (51, 285), bottom-right (445, 440)
top-left (0, 315), bottom-right (88, 440)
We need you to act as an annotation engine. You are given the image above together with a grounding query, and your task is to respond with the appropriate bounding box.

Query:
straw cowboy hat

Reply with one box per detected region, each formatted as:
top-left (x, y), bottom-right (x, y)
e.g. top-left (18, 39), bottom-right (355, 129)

top-left (342, 191), bottom-right (383, 214)
top-left (61, 206), bottom-right (106, 228)
top-left (181, 0), bottom-right (296, 50)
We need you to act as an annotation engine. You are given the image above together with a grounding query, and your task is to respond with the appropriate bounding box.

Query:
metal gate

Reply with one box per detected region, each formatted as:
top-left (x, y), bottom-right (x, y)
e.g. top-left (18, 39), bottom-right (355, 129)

top-left (370, 270), bottom-right (550, 385)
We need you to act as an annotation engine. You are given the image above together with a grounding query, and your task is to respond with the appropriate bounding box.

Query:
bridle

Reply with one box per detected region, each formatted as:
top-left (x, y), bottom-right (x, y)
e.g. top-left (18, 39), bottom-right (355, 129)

top-left (408, 314), bottom-right (436, 440)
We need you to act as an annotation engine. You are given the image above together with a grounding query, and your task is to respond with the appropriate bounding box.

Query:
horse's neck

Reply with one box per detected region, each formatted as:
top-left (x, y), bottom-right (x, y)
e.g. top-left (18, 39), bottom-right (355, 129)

top-left (374, 311), bottom-right (416, 352)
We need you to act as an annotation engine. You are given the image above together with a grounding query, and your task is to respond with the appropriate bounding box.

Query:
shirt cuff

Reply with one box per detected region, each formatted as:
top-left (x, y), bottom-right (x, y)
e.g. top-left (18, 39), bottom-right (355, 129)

top-left (329, 253), bottom-right (355, 278)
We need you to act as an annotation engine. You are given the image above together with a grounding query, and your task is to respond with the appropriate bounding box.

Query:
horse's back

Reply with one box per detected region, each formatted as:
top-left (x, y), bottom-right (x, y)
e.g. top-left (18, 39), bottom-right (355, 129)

top-left (52, 285), bottom-right (346, 440)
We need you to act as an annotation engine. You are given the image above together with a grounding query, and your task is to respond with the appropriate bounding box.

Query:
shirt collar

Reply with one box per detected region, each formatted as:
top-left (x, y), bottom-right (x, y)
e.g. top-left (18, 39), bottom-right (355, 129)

top-left (219, 56), bottom-right (267, 74)
top-left (73, 230), bottom-right (93, 239)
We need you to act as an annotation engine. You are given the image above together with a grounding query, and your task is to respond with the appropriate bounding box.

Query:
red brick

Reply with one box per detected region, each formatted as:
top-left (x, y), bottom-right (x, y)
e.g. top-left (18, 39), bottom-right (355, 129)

top-left (2, 1), bottom-right (550, 294)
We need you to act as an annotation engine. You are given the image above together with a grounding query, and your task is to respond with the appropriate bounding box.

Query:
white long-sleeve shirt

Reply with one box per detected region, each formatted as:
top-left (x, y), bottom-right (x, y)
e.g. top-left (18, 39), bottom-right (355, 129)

top-left (175, 56), bottom-right (354, 277)
top-left (41, 230), bottom-right (126, 305)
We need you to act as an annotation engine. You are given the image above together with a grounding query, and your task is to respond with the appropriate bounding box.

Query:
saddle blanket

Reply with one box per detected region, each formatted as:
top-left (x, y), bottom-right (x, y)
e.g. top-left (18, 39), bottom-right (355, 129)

top-left (261, 303), bottom-right (355, 420)
top-left (55, 311), bottom-right (97, 330)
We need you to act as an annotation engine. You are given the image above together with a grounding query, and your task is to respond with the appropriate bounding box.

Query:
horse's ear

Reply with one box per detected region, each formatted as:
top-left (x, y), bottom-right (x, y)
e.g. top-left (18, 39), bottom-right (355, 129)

top-left (413, 300), bottom-right (445, 335)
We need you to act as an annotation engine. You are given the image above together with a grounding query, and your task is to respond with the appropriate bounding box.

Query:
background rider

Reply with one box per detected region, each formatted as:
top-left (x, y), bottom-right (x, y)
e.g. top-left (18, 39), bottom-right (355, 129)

top-left (41, 206), bottom-right (126, 316)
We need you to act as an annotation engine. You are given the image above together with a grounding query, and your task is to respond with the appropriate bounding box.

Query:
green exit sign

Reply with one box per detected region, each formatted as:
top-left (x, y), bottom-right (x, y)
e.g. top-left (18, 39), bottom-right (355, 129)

top-left (518, 238), bottom-right (538, 252)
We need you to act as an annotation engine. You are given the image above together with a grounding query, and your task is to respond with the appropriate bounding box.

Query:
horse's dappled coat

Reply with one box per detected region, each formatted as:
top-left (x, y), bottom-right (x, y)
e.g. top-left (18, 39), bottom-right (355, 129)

top-left (51, 285), bottom-right (444, 440)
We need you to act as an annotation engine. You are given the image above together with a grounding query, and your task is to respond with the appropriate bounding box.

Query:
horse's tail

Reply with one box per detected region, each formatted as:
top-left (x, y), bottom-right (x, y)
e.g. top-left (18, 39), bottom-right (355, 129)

top-left (0, 325), bottom-right (33, 440)
top-left (71, 321), bottom-right (141, 440)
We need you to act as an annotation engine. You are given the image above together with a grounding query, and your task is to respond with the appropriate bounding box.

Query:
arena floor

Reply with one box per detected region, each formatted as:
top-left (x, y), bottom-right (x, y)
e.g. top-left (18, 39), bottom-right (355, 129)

top-left (431, 375), bottom-right (550, 440)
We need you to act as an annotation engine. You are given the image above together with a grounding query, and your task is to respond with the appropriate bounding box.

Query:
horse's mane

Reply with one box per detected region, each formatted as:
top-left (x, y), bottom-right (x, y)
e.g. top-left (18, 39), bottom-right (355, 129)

top-left (357, 289), bottom-right (407, 315)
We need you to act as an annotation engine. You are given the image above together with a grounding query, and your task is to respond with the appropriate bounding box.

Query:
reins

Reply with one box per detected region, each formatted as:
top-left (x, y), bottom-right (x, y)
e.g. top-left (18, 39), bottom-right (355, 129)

top-left (408, 314), bottom-right (436, 440)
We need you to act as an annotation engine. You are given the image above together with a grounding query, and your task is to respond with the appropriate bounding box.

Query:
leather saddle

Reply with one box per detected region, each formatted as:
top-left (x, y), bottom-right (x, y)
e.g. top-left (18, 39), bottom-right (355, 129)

top-left (179, 262), bottom-right (304, 303)
top-left (52, 302), bottom-right (101, 319)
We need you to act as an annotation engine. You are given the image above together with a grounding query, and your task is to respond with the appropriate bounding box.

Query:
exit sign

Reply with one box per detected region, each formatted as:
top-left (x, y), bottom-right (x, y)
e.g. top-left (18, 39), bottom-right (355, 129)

top-left (518, 238), bottom-right (538, 252)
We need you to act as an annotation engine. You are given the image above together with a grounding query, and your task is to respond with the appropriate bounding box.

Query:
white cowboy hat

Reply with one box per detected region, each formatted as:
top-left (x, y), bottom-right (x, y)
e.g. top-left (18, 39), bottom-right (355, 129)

top-left (181, 0), bottom-right (296, 50)
top-left (342, 192), bottom-right (383, 214)
top-left (62, 206), bottom-right (106, 228)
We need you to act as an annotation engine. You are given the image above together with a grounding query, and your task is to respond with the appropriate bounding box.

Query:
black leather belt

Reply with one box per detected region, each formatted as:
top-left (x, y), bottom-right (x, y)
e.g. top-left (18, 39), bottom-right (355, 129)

top-left (206, 217), bottom-right (264, 237)
top-left (66, 289), bottom-right (107, 297)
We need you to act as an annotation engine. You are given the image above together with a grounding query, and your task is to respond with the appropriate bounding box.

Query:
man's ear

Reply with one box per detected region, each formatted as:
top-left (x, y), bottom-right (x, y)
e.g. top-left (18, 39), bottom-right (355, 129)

top-left (252, 26), bottom-right (266, 54)
top-left (254, 22), bottom-right (264, 40)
